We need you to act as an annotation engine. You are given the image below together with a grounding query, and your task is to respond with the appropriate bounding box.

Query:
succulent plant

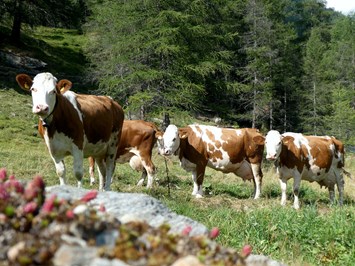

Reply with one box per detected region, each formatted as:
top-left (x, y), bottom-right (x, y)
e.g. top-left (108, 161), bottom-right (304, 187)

top-left (0, 169), bottom-right (249, 266)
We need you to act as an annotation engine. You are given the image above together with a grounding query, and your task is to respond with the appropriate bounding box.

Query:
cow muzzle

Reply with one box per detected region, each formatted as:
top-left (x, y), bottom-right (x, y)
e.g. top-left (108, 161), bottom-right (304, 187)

top-left (33, 104), bottom-right (49, 115)
top-left (266, 155), bottom-right (277, 161)
top-left (164, 149), bottom-right (173, 156)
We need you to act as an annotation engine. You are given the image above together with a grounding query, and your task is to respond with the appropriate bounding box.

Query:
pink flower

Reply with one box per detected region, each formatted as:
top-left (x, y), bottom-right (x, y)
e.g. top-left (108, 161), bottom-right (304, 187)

top-left (24, 176), bottom-right (45, 201)
top-left (0, 185), bottom-right (10, 200)
top-left (80, 190), bottom-right (98, 202)
top-left (23, 202), bottom-right (38, 214)
top-left (66, 209), bottom-right (74, 219)
top-left (4, 179), bottom-right (24, 193)
top-left (41, 194), bottom-right (57, 214)
top-left (181, 225), bottom-right (193, 236)
top-left (241, 244), bottom-right (252, 258)
top-left (0, 168), bottom-right (7, 182)
top-left (209, 227), bottom-right (220, 239)
top-left (98, 204), bottom-right (106, 212)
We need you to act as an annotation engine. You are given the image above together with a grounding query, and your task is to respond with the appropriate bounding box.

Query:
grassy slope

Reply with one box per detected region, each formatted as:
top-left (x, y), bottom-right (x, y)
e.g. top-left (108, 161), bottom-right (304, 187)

top-left (0, 27), bottom-right (354, 266)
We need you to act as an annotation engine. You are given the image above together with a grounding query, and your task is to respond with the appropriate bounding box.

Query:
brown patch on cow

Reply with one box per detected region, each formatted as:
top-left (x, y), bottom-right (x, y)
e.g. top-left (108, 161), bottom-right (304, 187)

top-left (115, 120), bottom-right (160, 169)
top-left (215, 140), bottom-right (222, 148)
top-left (76, 94), bottom-right (123, 145)
top-left (205, 129), bottom-right (216, 143)
top-left (307, 137), bottom-right (333, 170)
top-left (208, 143), bottom-right (215, 152)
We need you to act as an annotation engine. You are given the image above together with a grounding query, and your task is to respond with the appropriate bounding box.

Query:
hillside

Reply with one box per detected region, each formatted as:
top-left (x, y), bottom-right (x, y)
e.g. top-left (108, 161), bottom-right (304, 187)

top-left (0, 26), bottom-right (90, 92)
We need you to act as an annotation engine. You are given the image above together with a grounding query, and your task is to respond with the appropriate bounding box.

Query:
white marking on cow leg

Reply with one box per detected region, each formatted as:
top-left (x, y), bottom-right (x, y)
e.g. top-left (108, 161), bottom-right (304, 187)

top-left (72, 149), bottom-right (84, 188)
top-left (192, 170), bottom-right (204, 198)
top-left (96, 159), bottom-right (106, 191)
top-left (54, 160), bottom-right (66, 185)
top-left (191, 170), bottom-right (199, 196)
top-left (143, 161), bottom-right (156, 189)
top-left (104, 134), bottom-right (119, 191)
top-left (293, 174), bottom-right (301, 209)
top-left (279, 178), bottom-right (287, 206)
top-left (137, 169), bottom-right (147, 187)
top-left (89, 164), bottom-right (95, 186)
top-left (251, 163), bottom-right (262, 199)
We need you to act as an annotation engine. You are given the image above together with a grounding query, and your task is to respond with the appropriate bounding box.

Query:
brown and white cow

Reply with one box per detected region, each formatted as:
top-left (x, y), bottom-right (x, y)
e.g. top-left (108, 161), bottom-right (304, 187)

top-left (16, 72), bottom-right (124, 191)
top-left (156, 124), bottom-right (265, 198)
top-left (264, 130), bottom-right (345, 209)
top-left (89, 120), bottom-right (161, 188)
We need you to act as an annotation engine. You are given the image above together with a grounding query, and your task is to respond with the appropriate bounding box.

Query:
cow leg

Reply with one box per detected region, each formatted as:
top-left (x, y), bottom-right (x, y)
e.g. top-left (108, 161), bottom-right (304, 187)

top-left (328, 184), bottom-right (335, 204)
top-left (142, 161), bottom-right (156, 188)
top-left (95, 158), bottom-right (106, 191)
top-left (72, 150), bottom-right (84, 188)
top-left (251, 163), bottom-right (262, 199)
top-left (88, 157), bottom-right (96, 186)
top-left (104, 134), bottom-right (119, 191)
top-left (53, 158), bottom-right (66, 185)
top-left (335, 171), bottom-right (344, 206)
top-left (292, 174), bottom-right (302, 209)
top-left (279, 178), bottom-right (287, 206)
top-left (137, 169), bottom-right (147, 186)
top-left (192, 166), bottom-right (205, 198)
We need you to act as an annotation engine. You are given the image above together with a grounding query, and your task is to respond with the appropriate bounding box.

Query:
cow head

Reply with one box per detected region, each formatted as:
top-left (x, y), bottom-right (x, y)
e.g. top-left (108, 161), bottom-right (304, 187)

top-left (264, 130), bottom-right (283, 161)
top-left (16, 73), bottom-right (72, 119)
top-left (156, 124), bottom-right (183, 156)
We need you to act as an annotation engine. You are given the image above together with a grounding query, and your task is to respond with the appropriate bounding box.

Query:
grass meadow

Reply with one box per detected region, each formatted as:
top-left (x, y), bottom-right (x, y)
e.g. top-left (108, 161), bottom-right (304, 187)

top-left (1, 86), bottom-right (355, 266)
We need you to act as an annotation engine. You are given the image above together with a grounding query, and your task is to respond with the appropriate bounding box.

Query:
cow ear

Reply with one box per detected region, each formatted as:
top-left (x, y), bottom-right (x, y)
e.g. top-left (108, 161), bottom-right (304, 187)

top-left (155, 131), bottom-right (163, 139)
top-left (253, 135), bottom-right (265, 145)
top-left (177, 128), bottom-right (188, 139)
top-left (57, 79), bottom-right (72, 94)
top-left (282, 136), bottom-right (294, 144)
top-left (16, 74), bottom-right (33, 91)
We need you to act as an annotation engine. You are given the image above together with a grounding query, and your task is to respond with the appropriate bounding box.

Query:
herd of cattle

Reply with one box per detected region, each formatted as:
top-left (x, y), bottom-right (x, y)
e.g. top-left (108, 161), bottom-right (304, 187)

top-left (15, 72), bottom-right (350, 209)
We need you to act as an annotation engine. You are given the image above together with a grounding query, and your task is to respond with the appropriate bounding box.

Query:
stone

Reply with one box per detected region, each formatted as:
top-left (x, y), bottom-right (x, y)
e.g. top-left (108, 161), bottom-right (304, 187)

top-left (46, 185), bottom-right (208, 236)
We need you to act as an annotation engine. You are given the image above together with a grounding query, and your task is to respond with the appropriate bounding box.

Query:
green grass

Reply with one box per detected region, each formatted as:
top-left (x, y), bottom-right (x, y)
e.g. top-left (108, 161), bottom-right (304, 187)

top-left (1, 87), bottom-right (354, 266)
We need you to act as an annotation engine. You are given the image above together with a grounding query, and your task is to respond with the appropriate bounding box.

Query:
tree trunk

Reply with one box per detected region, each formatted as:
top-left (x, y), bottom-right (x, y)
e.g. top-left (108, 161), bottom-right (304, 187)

top-left (313, 81), bottom-right (317, 135)
top-left (11, 0), bottom-right (23, 43)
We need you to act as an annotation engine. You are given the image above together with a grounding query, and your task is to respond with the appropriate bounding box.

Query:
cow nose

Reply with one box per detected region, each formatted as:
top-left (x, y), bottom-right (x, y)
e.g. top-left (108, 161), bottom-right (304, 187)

top-left (266, 154), bottom-right (276, 160)
top-left (34, 104), bottom-right (49, 114)
top-left (164, 149), bottom-right (171, 155)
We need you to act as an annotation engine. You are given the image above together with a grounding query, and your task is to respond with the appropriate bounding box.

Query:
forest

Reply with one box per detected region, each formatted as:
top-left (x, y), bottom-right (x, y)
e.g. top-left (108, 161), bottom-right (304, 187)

top-left (1, 0), bottom-right (355, 144)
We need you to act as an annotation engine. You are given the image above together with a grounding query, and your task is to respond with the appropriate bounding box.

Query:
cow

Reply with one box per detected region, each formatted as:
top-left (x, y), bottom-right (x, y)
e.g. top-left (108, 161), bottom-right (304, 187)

top-left (264, 130), bottom-right (345, 209)
top-left (89, 120), bottom-right (161, 188)
top-left (156, 124), bottom-right (265, 199)
top-left (16, 72), bottom-right (124, 191)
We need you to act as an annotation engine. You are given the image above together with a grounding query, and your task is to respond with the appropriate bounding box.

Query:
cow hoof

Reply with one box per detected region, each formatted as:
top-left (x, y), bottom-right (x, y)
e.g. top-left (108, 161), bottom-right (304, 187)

top-left (137, 179), bottom-right (144, 186)
top-left (195, 194), bottom-right (203, 199)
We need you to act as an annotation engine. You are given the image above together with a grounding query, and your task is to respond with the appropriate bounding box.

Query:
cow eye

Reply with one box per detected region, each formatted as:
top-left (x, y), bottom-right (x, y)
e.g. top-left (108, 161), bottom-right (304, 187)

top-left (30, 88), bottom-right (37, 92)
top-left (172, 138), bottom-right (176, 142)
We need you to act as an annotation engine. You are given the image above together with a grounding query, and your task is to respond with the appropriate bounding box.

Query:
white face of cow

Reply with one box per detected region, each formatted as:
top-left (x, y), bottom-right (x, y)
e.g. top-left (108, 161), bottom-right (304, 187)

top-left (265, 130), bottom-right (283, 160)
top-left (157, 124), bottom-right (180, 156)
top-left (30, 73), bottom-right (58, 117)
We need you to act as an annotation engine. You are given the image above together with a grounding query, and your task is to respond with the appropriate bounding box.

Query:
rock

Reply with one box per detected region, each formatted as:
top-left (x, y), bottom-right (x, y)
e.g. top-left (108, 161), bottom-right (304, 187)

top-left (46, 185), bottom-right (208, 236)
top-left (170, 255), bottom-right (205, 266)
top-left (246, 254), bottom-right (287, 266)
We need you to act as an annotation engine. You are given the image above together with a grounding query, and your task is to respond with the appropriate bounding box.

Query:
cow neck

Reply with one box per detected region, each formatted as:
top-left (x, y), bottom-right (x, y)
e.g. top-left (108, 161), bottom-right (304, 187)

top-left (41, 94), bottom-right (58, 128)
